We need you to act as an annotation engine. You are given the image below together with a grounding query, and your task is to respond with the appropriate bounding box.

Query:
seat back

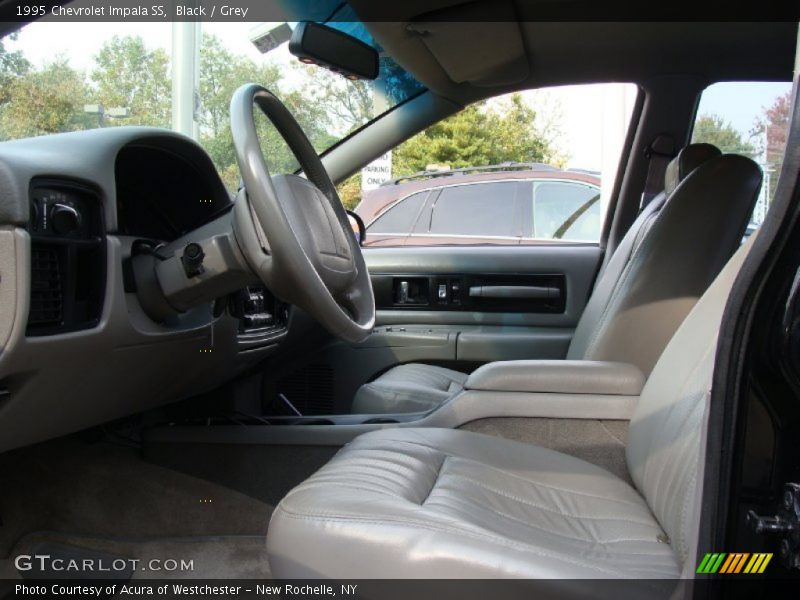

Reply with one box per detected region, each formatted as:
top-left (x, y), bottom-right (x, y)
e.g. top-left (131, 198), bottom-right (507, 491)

top-left (626, 235), bottom-right (754, 564)
top-left (567, 146), bottom-right (761, 374)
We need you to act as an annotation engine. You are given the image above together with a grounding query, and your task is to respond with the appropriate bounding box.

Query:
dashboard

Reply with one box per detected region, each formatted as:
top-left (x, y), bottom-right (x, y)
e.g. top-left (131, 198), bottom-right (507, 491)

top-left (0, 127), bottom-right (293, 452)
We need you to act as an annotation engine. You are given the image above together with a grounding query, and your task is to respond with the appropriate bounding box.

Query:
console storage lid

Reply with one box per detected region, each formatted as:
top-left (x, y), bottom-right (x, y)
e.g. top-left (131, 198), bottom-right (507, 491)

top-left (464, 360), bottom-right (646, 396)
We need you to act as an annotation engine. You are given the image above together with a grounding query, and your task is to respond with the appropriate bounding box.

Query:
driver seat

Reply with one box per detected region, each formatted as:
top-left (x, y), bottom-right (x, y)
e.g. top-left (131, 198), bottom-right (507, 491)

top-left (266, 235), bottom-right (754, 579)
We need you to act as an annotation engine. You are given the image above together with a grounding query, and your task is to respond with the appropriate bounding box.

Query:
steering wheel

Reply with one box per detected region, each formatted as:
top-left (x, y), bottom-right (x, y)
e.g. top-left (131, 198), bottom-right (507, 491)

top-left (229, 83), bottom-right (375, 343)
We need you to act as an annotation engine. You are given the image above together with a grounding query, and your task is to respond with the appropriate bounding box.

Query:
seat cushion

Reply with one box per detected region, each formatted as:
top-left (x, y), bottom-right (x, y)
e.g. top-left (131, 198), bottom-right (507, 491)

top-left (350, 364), bottom-right (468, 414)
top-left (267, 428), bottom-right (680, 579)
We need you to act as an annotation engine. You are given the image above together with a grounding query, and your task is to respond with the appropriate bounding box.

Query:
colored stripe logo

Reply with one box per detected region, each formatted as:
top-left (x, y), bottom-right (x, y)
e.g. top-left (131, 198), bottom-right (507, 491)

top-left (696, 553), bottom-right (772, 574)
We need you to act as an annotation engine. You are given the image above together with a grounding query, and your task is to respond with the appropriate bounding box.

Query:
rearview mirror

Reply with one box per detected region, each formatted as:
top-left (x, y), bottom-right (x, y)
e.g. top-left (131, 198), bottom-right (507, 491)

top-left (289, 22), bottom-right (379, 81)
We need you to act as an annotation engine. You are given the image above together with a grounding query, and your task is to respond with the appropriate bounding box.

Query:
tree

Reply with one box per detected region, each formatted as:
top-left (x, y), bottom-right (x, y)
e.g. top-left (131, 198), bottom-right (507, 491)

top-left (198, 34), bottom-right (337, 190)
top-left (90, 36), bottom-right (171, 127)
top-left (393, 93), bottom-right (561, 176)
top-left (0, 59), bottom-right (91, 140)
top-left (751, 91), bottom-right (791, 199)
top-left (0, 33), bottom-right (30, 106)
top-left (691, 114), bottom-right (755, 156)
top-left (485, 94), bottom-right (561, 168)
top-left (297, 63), bottom-right (372, 133)
top-left (336, 172), bottom-right (362, 210)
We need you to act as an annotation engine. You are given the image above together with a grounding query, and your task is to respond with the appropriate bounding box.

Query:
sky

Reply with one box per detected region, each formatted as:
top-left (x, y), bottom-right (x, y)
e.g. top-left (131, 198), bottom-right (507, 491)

top-left (697, 81), bottom-right (792, 134)
top-left (9, 21), bottom-right (271, 69)
top-left (7, 21), bottom-right (794, 174)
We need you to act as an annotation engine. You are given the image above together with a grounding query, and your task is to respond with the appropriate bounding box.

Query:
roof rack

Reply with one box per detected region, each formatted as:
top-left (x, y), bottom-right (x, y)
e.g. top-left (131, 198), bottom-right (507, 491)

top-left (566, 167), bottom-right (602, 176)
top-left (382, 162), bottom-right (561, 186)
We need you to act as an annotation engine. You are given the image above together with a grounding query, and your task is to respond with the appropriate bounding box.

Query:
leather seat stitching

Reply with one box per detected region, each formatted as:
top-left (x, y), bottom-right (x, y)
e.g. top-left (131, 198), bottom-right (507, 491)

top-left (343, 436), bottom-right (651, 508)
top-left (453, 455), bottom-right (645, 508)
top-left (425, 491), bottom-right (671, 548)
top-left (677, 448), bottom-right (700, 561)
top-left (443, 472), bottom-right (660, 527)
top-left (422, 455), bottom-right (448, 504)
top-left (347, 436), bottom-right (646, 509)
top-left (639, 344), bottom-right (713, 494)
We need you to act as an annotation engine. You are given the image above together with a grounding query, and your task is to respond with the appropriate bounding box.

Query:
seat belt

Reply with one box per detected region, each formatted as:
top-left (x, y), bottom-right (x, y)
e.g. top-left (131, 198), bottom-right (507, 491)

top-left (640, 134), bottom-right (676, 210)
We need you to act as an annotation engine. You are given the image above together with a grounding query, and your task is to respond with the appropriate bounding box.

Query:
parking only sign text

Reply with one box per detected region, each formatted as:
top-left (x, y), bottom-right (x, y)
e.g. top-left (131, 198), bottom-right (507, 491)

top-left (361, 152), bottom-right (392, 192)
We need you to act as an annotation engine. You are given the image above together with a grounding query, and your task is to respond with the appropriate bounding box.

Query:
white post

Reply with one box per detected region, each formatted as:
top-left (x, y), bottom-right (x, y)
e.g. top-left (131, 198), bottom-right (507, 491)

top-left (171, 19), bottom-right (201, 139)
top-left (361, 76), bottom-right (392, 195)
top-left (754, 126), bottom-right (770, 224)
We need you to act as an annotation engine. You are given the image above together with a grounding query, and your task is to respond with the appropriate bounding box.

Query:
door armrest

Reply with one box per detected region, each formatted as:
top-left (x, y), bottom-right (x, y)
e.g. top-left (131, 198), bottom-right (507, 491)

top-left (464, 360), bottom-right (646, 396)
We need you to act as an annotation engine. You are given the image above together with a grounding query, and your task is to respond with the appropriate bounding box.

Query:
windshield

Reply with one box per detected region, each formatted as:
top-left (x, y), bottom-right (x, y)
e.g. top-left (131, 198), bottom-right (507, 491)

top-left (0, 15), bottom-right (424, 189)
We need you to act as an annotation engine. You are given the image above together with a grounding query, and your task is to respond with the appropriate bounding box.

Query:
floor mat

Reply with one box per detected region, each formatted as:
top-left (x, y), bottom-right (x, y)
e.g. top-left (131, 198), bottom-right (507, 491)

top-left (1, 532), bottom-right (270, 580)
top-left (0, 438), bottom-right (273, 558)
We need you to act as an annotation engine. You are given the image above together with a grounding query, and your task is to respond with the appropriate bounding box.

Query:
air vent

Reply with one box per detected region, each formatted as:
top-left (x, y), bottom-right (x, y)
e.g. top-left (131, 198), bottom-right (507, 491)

top-left (27, 179), bottom-right (106, 336)
top-left (28, 244), bottom-right (63, 328)
top-left (275, 365), bottom-right (335, 415)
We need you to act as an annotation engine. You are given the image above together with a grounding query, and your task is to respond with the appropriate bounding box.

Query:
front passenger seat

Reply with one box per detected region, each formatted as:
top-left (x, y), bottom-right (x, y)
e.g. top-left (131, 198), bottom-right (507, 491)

top-left (352, 144), bottom-right (761, 414)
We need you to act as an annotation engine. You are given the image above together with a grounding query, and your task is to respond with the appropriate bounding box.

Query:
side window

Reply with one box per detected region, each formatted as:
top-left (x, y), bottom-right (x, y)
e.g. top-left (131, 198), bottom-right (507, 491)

top-left (367, 191), bottom-right (427, 234)
top-left (533, 182), bottom-right (601, 242)
top-left (352, 83), bottom-right (637, 247)
top-left (428, 182), bottom-right (521, 238)
top-left (692, 81), bottom-right (792, 229)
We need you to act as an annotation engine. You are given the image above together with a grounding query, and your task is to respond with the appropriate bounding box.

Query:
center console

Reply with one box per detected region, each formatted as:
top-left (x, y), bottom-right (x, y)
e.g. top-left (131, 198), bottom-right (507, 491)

top-left (145, 358), bottom-right (645, 449)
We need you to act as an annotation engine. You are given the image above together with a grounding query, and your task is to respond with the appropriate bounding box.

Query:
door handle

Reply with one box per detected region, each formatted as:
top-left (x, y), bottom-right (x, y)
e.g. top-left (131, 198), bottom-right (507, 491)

top-left (468, 285), bottom-right (561, 300)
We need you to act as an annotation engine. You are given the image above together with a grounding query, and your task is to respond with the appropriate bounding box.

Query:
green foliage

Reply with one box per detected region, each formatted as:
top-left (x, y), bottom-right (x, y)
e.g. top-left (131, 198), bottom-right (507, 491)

top-left (199, 35), bottom-right (337, 189)
top-left (0, 34), bottom-right (171, 140)
top-left (691, 114), bottom-right (755, 156)
top-left (91, 36), bottom-right (171, 127)
top-left (297, 63), bottom-right (372, 131)
top-left (0, 33), bottom-right (31, 106)
top-left (0, 34), bottom-right (559, 203)
top-left (198, 34), bottom-right (282, 188)
top-left (0, 33), bottom-right (337, 188)
top-left (0, 59), bottom-right (91, 139)
top-left (336, 172), bottom-right (362, 210)
top-left (393, 93), bottom-right (559, 176)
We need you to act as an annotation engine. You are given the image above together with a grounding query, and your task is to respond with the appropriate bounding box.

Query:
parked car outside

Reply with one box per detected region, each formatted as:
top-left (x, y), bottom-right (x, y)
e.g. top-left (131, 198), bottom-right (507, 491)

top-left (355, 163), bottom-right (602, 247)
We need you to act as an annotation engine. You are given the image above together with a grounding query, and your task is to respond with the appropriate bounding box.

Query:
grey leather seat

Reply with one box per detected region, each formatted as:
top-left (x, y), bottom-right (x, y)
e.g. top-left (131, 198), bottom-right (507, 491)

top-left (351, 144), bottom-right (761, 414)
top-left (267, 234), bottom-right (755, 579)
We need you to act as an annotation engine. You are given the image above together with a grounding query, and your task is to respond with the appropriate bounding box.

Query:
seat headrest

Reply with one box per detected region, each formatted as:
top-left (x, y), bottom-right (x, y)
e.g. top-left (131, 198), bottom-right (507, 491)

top-left (664, 143), bottom-right (722, 195)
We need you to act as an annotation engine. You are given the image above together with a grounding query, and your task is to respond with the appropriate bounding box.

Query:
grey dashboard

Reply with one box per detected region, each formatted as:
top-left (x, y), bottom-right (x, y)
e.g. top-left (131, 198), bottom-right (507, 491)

top-left (0, 127), bottom-right (292, 452)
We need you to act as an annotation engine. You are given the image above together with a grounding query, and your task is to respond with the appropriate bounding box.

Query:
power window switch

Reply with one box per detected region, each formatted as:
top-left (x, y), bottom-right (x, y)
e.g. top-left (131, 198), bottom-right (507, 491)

top-left (451, 280), bottom-right (461, 304)
top-left (438, 283), bottom-right (448, 302)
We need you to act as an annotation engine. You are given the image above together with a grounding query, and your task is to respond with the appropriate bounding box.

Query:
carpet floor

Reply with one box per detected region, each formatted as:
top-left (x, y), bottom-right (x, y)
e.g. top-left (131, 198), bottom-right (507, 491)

top-left (0, 437), bottom-right (274, 579)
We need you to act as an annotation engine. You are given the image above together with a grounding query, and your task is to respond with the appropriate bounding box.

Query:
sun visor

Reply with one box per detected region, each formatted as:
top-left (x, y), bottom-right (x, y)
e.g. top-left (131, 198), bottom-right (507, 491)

top-left (406, 1), bottom-right (529, 87)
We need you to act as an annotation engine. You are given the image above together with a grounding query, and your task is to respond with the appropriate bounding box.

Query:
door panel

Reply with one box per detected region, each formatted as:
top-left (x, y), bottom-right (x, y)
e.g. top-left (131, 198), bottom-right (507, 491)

top-left (358, 245), bottom-right (600, 378)
top-left (366, 245), bottom-right (600, 327)
top-left (262, 244), bottom-right (602, 414)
